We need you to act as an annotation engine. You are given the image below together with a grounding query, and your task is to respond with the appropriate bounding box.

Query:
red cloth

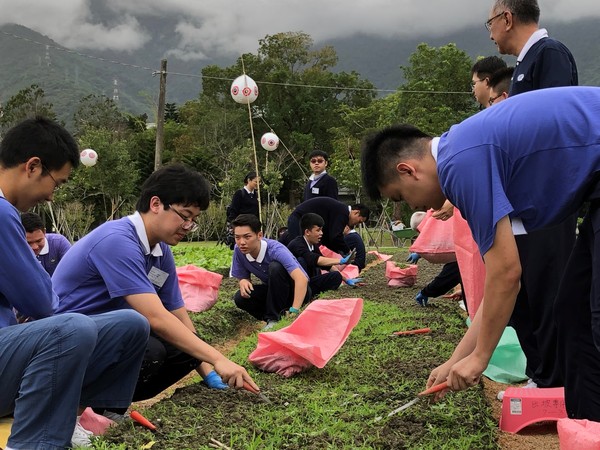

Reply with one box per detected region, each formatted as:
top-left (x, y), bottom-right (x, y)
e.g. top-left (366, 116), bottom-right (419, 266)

top-left (176, 264), bottom-right (223, 312)
top-left (367, 250), bottom-right (393, 262)
top-left (558, 418), bottom-right (600, 449)
top-left (248, 298), bottom-right (363, 377)
top-left (319, 245), bottom-right (360, 281)
top-left (452, 209), bottom-right (485, 319)
top-left (410, 209), bottom-right (456, 264)
top-left (385, 261), bottom-right (418, 287)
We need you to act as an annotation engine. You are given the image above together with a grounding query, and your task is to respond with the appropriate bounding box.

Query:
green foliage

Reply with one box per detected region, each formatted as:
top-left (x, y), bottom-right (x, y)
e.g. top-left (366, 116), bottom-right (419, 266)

top-left (171, 242), bottom-right (232, 271)
top-left (73, 94), bottom-right (128, 136)
top-left (0, 84), bottom-right (56, 135)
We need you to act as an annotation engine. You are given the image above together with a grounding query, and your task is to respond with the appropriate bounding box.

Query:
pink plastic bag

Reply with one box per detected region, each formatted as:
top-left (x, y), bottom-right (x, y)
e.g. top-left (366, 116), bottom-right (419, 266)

top-left (410, 209), bottom-right (456, 264)
top-left (367, 250), bottom-right (393, 262)
top-left (319, 245), bottom-right (360, 281)
top-left (385, 261), bottom-right (418, 287)
top-left (248, 298), bottom-right (363, 377)
top-left (79, 407), bottom-right (115, 435)
top-left (176, 264), bottom-right (223, 312)
top-left (453, 209), bottom-right (486, 319)
top-left (558, 418), bottom-right (600, 449)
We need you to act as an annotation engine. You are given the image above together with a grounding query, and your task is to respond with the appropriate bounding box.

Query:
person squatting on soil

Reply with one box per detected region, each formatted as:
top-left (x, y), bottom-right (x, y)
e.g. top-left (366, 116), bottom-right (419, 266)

top-left (231, 213), bottom-right (311, 331)
top-left (0, 117), bottom-right (150, 449)
top-left (361, 86), bottom-right (600, 421)
top-left (343, 225), bottom-right (366, 272)
top-left (281, 196), bottom-right (370, 256)
top-left (287, 213), bottom-right (361, 295)
top-left (303, 150), bottom-right (339, 202)
top-left (487, 0), bottom-right (579, 392)
top-left (53, 164), bottom-right (259, 418)
top-left (21, 211), bottom-right (71, 276)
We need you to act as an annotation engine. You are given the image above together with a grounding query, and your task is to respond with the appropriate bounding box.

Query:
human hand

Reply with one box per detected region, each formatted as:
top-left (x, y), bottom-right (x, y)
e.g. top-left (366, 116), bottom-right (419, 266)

top-left (285, 306), bottom-right (300, 318)
top-left (432, 203), bottom-right (455, 221)
top-left (406, 252), bottom-right (420, 264)
top-left (442, 289), bottom-right (463, 300)
top-left (346, 278), bottom-right (364, 287)
top-left (427, 360), bottom-right (453, 401)
top-left (203, 370), bottom-right (229, 390)
top-left (340, 248), bottom-right (357, 265)
top-left (239, 279), bottom-right (254, 298)
top-left (415, 291), bottom-right (428, 307)
top-left (446, 353), bottom-right (488, 392)
top-left (213, 358), bottom-right (257, 390)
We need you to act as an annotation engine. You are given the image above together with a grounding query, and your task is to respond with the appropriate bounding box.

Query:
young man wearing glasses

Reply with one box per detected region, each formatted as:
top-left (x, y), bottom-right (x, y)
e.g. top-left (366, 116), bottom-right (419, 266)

top-left (303, 150), bottom-right (339, 202)
top-left (470, 56), bottom-right (507, 108)
top-left (487, 0), bottom-right (579, 395)
top-left (54, 164), bottom-right (259, 417)
top-left (0, 117), bottom-right (149, 449)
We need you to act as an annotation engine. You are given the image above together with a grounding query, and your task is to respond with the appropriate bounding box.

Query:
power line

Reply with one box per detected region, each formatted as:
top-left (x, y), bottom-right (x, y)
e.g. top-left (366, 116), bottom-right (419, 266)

top-left (1, 29), bottom-right (473, 96)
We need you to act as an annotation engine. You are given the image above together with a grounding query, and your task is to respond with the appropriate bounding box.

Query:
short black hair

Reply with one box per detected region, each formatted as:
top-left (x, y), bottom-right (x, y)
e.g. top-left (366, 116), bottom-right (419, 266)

top-left (471, 56), bottom-right (507, 79)
top-left (488, 66), bottom-right (515, 95)
top-left (136, 163), bottom-right (210, 213)
top-left (244, 171), bottom-right (257, 184)
top-left (21, 212), bottom-right (45, 233)
top-left (351, 204), bottom-right (371, 221)
top-left (0, 117), bottom-right (80, 172)
top-left (232, 213), bottom-right (262, 234)
top-left (300, 213), bottom-right (325, 233)
top-left (361, 125), bottom-right (432, 201)
top-left (493, 0), bottom-right (540, 24)
top-left (309, 150), bottom-right (329, 162)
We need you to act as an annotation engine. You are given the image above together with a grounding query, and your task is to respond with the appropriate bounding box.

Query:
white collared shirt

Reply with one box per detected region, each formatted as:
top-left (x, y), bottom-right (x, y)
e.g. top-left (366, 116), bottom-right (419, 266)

top-left (245, 239), bottom-right (267, 263)
top-left (127, 211), bottom-right (163, 256)
top-left (39, 238), bottom-right (50, 256)
top-left (244, 186), bottom-right (255, 195)
top-left (303, 236), bottom-right (314, 252)
top-left (309, 170), bottom-right (327, 182)
top-left (517, 28), bottom-right (549, 63)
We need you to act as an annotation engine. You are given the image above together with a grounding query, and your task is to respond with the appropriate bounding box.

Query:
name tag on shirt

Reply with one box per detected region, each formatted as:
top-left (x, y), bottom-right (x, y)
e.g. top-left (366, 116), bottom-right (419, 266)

top-left (312, 187), bottom-right (320, 194)
top-left (148, 266), bottom-right (169, 288)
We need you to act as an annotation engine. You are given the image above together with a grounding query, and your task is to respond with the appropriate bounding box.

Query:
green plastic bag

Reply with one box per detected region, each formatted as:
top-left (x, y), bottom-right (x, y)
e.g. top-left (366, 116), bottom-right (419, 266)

top-left (466, 318), bottom-right (527, 383)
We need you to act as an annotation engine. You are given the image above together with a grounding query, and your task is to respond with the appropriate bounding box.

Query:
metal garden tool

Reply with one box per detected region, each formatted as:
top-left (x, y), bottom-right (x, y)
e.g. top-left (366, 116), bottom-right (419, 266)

top-left (243, 381), bottom-right (272, 403)
top-left (376, 381), bottom-right (449, 421)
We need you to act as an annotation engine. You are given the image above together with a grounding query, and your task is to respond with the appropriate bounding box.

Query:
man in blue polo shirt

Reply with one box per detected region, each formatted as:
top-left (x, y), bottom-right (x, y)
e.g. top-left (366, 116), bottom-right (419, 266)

top-left (231, 213), bottom-right (310, 330)
top-left (54, 164), bottom-right (259, 414)
top-left (21, 212), bottom-right (71, 276)
top-left (361, 86), bottom-right (600, 420)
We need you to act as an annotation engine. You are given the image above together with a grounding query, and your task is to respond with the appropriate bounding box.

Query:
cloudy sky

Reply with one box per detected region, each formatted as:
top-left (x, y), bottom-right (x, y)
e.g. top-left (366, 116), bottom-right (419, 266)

top-left (1, 0), bottom-right (598, 59)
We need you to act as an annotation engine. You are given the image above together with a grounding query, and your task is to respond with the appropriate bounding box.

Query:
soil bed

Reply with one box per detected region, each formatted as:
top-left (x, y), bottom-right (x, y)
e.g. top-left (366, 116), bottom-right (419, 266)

top-left (97, 248), bottom-right (553, 449)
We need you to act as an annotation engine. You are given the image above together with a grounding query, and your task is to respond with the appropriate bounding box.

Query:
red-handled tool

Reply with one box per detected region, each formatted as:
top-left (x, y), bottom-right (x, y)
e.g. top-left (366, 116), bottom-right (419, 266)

top-left (243, 381), bottom-right (272, 404)
top-left (376, 381), bottom-right (449, 421)
top-left (130, 410), bottom-right (157, 431)
top-left (391, 327), bottom-right (431, 336)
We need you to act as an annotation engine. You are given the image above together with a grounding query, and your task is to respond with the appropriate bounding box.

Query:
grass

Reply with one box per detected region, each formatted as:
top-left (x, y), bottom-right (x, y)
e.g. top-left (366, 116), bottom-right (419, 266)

top-left (93, 245), bottom-right (499, 450)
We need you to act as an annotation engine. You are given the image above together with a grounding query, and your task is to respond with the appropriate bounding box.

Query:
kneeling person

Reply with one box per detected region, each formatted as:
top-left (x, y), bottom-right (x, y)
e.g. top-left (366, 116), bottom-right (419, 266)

top-left (54, 164), bottom-right (258, 411)
top-left (288, 213), bottom-right (359, 295)
top-left (231, 214), bottom-right (310, 330)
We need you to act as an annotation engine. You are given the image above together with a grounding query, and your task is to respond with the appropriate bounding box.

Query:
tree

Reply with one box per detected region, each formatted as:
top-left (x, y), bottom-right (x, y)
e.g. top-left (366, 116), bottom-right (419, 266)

top-left (0, 84), bottom-right (56, 136)
top-left (73, 94), bottom-right (128, 137)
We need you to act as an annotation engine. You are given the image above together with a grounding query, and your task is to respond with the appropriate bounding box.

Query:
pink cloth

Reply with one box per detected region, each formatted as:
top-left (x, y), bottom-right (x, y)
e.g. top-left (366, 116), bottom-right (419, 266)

top-left (558, 418), bottom-right (600, 449)
top-left (385, 261), bottom-right (418, 287)
top-left (79, 407), bottom-right (115, 435)
top-left (176, 264), bottom-right (223, 312)
top-left (452, 209), bottom-right (486, 319)
top-left (248, 298), bottom-right (363, 377)
top-left (367, 251), bottom-right (393, 262)
top-left (319, 245), bottom-right (360, 281)
top-left (410, 209), bottom-right (456, 264)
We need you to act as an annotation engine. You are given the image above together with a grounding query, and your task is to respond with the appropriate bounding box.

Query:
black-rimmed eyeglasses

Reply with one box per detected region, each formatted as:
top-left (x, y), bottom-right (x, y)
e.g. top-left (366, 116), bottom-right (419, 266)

top-left (42, 164), bottom-right (61, 192)
top-left (168, 205), bottom-right (199, 232)
top-left (485, 11), bottom-right (505, 31)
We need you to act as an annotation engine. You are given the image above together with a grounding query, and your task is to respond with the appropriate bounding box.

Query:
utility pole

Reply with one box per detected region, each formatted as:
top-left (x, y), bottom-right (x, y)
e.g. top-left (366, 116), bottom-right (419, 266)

top-left (154, 59), bottom-right (167, 171)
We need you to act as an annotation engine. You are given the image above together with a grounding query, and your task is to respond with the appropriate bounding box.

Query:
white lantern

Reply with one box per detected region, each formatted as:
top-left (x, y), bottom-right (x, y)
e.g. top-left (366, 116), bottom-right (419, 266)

top-left (80, 149), bottom-right (98, 167)
top-left (261, 132), bottom-right (279, 151)
top-left (230, 75), bottom-right (258, 104)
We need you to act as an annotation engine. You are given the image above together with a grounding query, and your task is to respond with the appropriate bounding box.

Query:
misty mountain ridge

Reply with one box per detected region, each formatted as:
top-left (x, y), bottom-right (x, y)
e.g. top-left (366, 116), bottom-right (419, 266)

top-left (0, 19), bottom-right (598, 127)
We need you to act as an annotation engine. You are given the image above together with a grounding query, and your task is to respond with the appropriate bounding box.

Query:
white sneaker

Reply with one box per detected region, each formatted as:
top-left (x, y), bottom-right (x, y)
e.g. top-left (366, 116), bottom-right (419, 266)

top-left (262, 320), bottom-right (278, 331)
top-left (458, 300), bottom-right (467, 311)
top-left (71, 418), bottom-right (93, 448)
top-left (497, 379), bottom-right (538, 401)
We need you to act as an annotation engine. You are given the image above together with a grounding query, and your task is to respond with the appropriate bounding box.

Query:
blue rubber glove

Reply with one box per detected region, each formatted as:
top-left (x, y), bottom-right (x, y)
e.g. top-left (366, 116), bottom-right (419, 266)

top-left (406, 253), bottom-right (421, 264)
top-left (203, 370), bottom-right (229, 390)
top-left (340, 248), bottom-right (357, 265)
top-left (346, 278), bottom-right (363, 287)
top-left (415, 291), bottom-right (428, 307)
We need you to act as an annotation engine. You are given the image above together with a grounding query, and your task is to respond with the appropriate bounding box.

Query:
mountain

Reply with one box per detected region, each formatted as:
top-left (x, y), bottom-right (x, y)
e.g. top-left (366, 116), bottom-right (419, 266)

top-left (1, 19), bottom-right (598, 128)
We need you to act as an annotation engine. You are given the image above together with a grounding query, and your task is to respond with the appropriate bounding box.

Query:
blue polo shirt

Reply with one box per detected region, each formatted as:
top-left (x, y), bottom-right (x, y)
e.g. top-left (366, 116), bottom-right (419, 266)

top-left (436, 86), bottom-right (600, 256)
top-left (231, 238), bottom-right (307, 283)
top-left (54, 212), bottom-right (183, 315)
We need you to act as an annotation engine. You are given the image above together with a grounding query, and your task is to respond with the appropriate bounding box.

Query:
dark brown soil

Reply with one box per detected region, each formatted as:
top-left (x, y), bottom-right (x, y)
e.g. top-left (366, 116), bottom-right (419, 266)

top-left (101, 251), bottom-right (554, 449)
